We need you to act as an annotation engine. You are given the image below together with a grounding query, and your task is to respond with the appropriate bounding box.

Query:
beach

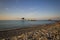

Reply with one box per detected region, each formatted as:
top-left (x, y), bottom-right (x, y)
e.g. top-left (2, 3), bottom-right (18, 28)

top-left (0, 0), bottom-right (60, 40)
top-left (0, 20), bottom-right (60, 40)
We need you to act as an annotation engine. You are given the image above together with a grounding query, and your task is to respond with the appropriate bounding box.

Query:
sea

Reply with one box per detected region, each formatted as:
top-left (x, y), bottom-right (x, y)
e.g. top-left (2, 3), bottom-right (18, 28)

top-left (0, 20), bottom-right (55, 30)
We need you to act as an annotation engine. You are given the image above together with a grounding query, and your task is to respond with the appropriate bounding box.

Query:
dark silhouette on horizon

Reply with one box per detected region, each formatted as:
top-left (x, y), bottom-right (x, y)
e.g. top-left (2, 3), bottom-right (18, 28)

top-left (21, 18), bottom-right (24, 20)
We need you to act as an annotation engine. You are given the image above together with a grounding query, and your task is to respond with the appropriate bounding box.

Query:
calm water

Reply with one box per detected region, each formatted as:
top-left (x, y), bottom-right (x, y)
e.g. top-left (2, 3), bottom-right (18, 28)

top-left (0, 20), bottom-right (55, 30)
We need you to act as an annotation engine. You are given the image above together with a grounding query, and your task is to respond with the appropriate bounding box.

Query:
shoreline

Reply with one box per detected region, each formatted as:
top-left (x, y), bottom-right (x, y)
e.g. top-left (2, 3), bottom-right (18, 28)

top-left (0, 21), bottom-right (60, 39)
top-left (0, 21), bottom-right (55, 31)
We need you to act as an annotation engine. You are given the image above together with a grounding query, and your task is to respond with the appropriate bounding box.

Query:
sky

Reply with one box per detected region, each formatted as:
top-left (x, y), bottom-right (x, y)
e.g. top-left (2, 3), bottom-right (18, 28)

top-left (0, 0), bottom-right (60, 20)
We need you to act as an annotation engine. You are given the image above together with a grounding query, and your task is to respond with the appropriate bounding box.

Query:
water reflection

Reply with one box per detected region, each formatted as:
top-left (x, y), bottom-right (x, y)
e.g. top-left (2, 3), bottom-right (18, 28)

top-left (21, 20), bottom-right (25, 26)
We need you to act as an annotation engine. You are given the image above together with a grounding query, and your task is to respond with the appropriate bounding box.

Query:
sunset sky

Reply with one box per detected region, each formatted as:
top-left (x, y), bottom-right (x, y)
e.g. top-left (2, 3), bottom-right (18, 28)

top-left (0, 0), bottom-right (60, 20)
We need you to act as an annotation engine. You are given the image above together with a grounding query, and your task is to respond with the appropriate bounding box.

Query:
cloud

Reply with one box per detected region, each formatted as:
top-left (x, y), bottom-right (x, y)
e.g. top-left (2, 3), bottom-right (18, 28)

top-left (29, 8), bottom-right (36, 10)
top-left (29, 8), bottom-right (33, 10)
top-left (5, 8), bottom-right (8, 10)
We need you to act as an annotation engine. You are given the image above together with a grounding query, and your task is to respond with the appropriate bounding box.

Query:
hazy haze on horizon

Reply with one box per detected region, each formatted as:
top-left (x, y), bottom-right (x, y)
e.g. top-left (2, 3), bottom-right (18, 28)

top-left (0, 0), bottom-right (60, 20)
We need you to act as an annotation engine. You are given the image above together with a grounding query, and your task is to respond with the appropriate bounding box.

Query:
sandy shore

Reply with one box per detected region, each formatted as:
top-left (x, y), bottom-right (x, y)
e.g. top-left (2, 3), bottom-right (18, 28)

top-left (0, 20), bottom-right (60, 40)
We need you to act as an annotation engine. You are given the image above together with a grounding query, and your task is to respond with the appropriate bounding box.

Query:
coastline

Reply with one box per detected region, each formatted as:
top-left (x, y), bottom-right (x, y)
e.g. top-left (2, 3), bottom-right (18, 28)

top-left (0, 20), bottom-right (60, 40)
